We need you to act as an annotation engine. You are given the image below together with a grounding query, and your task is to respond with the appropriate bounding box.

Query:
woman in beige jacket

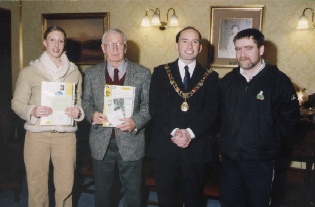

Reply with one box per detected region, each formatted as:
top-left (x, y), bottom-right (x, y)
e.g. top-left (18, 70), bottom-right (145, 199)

top-left (11, 26), bottom-right (84, 207)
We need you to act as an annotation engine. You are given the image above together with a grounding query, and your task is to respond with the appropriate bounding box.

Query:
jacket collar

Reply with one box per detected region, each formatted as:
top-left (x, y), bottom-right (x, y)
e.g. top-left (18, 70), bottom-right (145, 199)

top-left (232, 63), bottom-right (279, 80)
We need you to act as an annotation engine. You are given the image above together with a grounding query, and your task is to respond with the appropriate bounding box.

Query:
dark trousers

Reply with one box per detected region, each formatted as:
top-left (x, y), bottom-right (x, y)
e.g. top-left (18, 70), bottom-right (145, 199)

top-left (93, 139), bottom-right (142, 207)
top-left (154, 158), bottom-right (207, 207)
top-left (220, 159), bottom-right (273, 207)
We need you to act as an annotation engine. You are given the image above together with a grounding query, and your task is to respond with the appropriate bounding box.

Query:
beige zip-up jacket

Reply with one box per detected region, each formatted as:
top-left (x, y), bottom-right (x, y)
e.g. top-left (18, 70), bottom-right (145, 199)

top-left (12, 53), bottom-right (84, 133)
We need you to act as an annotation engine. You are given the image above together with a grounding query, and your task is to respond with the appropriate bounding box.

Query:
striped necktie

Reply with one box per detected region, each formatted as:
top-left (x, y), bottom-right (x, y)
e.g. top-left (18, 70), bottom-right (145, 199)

top-left (183, 65), bottom-right (190, 91)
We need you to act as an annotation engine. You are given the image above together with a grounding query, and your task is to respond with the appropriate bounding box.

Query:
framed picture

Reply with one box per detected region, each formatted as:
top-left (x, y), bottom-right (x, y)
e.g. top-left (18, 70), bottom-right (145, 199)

top-left (209, 6), bottom-right (265, 68)
top-left (42, 13), bottom-right (110, 65)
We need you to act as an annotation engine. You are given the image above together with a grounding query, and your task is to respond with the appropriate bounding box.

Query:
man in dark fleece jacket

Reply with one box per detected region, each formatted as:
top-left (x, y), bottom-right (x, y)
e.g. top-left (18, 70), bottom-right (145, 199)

top-left (219, 28), bottom-right (300, 207)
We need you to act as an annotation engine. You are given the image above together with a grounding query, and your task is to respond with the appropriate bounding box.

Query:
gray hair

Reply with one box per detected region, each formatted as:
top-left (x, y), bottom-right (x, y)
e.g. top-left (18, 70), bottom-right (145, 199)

top-left (102, 29), bottom-right (127, 44)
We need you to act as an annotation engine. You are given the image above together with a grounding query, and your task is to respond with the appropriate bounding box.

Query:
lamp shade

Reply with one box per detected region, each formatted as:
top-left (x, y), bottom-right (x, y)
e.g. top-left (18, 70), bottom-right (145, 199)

top-left (151, 13), bottom-right (161, 26)
top-left (141, 15), bottom-right (151, 27)
top-left (169, 14), bottom-right (179, 27)
top-left (296, 15), bottom-right (310, 29)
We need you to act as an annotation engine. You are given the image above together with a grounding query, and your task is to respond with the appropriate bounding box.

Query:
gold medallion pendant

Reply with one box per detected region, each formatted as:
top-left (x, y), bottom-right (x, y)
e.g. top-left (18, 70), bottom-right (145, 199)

top-left (163, 64), bottom-right (213, 113)
top-left (181, 93), bottom-right (189, 112)
top-left (181, 101), bottom-right (189, 112)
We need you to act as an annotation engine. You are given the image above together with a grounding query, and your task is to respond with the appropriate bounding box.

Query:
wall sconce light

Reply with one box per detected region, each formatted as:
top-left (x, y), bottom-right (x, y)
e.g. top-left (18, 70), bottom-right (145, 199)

top-left (296, 8), bottom-right (315, 30)
top-left (140, 8), bottom-right (179, 30)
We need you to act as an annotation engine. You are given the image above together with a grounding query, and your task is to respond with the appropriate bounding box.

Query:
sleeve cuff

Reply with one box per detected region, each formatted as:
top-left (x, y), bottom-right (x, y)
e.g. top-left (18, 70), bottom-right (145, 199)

top-left (186, 128), bottom-right (195, 139)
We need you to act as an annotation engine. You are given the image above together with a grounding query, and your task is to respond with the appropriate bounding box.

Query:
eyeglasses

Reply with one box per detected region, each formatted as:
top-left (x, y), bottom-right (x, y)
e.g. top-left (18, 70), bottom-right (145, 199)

top-left (103, 42), bottom-right (126, 50)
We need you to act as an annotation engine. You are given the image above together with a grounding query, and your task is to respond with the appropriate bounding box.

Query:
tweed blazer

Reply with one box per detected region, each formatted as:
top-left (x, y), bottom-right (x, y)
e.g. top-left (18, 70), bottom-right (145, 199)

top-left (82, 60), bottom-right (151, 161)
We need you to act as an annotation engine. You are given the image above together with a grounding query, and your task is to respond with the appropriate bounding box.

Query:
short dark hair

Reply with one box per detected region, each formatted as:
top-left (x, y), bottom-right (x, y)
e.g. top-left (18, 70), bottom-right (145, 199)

top-left (233, 28), bottom-right (264, 48)
top-left (175, 26), bottom-right (202, 44)
top-left (43, 26), bottom-right (67, 44)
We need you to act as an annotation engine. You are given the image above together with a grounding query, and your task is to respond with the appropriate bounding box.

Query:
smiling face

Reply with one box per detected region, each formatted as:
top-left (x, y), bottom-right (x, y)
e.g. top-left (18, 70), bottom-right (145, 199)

top-left (175, 28), bottom-right (202, 65)
top-left (235, 37), bottom-right (264, 71)
top-left (101, 31), bottom-right (127, 68)
top-left (43, 30), bottom-right (65, 60)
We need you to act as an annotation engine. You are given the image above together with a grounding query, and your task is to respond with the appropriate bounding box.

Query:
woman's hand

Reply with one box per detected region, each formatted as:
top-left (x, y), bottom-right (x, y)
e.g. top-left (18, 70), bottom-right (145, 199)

top-left (32, 106), bottom-right (53, 118)
top-left (65, 106), bottom-right (81, 119)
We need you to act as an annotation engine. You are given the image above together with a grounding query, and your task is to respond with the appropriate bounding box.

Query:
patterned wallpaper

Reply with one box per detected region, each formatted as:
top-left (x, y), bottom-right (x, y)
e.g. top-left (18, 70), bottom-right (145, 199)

top-left (1, 0), bottom-right (315, 95)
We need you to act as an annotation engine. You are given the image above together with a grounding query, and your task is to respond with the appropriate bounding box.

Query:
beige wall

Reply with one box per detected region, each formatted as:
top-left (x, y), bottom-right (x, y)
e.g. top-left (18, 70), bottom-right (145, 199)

top-left (1, 0), bottom-right (315, 95)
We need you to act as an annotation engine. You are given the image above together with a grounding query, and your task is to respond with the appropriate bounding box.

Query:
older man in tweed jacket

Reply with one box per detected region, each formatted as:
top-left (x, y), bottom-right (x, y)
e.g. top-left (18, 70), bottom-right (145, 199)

top-left (82, 29), bottom-right (151, 207)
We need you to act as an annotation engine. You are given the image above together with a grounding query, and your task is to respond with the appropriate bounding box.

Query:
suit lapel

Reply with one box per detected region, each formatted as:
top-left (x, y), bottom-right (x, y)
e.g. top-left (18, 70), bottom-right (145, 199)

top-left (94, 63), bottom-right (106, 107)
top-left (96, 62), bottom-right (106, 86)
top-left (189, 63), bottom-right (206, 90)
top-left (169, 61), bottom-right (185, 90)
top-left (124, 60), bottom-right (136, 86)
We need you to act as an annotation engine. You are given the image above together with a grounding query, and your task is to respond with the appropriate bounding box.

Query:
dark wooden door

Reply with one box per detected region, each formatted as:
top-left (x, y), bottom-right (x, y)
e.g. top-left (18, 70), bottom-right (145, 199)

top-left (0, 8), bottom-right (25, 203)
top-left (0, 8), bottom-right (13, 143)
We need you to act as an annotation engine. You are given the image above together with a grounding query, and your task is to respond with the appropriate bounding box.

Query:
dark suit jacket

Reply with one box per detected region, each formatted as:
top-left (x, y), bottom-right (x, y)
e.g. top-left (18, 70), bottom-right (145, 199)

top-left (148, 59), bottom-right (220, 163)
top-left (82, 60), bottom-right (151, 161)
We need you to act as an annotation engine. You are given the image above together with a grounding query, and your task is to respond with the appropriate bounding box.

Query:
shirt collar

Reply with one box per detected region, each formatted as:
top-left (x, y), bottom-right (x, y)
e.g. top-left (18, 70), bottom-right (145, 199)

top-left (177, 59), bottom-right (196, 81)
top-left (240, 59), bottom-right (266, 82)
top-left (107, 59), bottom-right (127, 78)
top-left (178, 59), bottom-right (196, 72)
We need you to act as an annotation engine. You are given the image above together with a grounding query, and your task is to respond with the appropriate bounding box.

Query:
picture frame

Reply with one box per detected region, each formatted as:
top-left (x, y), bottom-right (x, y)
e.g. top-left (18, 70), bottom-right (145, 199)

top-left (42, 13), bottom-right (110, 65)
top-left (209, 6), bottom-right (265, 68)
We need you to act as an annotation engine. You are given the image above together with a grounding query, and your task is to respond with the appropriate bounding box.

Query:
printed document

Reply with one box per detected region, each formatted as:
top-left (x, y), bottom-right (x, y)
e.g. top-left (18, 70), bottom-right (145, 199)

top-left (40, 82), bottom-right (75, 126)
top-left (103, 85), bottom-right (135, 127)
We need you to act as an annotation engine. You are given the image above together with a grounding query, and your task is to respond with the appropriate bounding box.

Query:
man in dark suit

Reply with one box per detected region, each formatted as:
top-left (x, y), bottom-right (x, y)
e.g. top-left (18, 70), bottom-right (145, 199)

top-left (148, 26), bottom-right (220, 207)
top-left (82, 29), bottom-right (151, 207)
